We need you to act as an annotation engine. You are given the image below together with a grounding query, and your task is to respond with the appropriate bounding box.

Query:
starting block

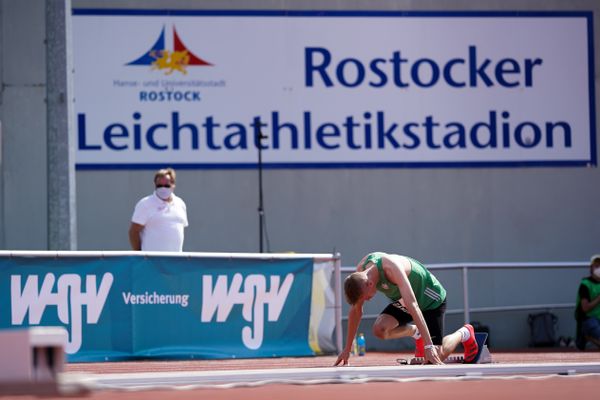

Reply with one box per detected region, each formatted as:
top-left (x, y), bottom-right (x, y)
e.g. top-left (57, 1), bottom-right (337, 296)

top-left (399, 332), bottom-right (492, 365)
top-left (0, 327), bottom-right (69, 395)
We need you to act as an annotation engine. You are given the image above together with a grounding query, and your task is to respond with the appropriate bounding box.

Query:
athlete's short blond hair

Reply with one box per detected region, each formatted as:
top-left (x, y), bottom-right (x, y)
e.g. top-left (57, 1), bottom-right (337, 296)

top-left (344, 272), bottom-right (366, 305)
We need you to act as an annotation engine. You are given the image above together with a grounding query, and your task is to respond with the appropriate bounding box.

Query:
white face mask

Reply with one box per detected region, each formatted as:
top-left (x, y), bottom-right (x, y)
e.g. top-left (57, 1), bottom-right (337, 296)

top-left (593, 268), bottom-right (600, 280)
top-left (155, 187), bottom-right (173, 201)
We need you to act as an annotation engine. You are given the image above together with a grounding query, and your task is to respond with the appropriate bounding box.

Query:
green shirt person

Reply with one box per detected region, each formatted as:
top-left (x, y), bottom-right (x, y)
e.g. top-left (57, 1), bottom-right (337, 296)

top-left (575, 254), bottom-right (600, 349)
top-left (334, 252), bottom-right (478, 366)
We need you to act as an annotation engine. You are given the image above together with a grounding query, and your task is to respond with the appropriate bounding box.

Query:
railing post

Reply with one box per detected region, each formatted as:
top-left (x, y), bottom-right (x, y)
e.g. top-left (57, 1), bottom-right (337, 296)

top-left (462, 266), bottom-right (470, 324)
top-left (334, 253), bottom-right (343, 353)
top-left (462, 267), bottom-right (471, 324)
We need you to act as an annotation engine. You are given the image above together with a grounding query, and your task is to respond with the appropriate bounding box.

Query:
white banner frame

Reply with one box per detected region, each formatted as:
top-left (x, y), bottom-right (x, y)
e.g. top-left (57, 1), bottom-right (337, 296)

top-left (72, 10), bottom-right (596, 169)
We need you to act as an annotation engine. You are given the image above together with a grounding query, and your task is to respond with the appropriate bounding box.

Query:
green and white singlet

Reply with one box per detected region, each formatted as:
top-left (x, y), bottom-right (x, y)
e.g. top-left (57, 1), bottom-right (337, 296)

top-left (359, 252), bottom-right (446, 311)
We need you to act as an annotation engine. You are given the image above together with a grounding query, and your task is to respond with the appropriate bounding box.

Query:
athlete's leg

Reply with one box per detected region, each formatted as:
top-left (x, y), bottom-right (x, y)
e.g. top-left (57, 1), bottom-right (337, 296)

top-left (372, 301), bottom-right (413, 340)
top-left (372, 314), bottom-right (415, 339)
top-left (422, 301), bottom-right (451, 360)
top-left (439, 330), bottom-right (463, 360)
top-left (439, 324), bottom-right (478, 362)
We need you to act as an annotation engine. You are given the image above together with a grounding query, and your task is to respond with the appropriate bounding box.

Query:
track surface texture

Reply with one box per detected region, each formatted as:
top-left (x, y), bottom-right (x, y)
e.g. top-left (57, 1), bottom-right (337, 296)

top-left (3, 349), bottom-right (600, 399)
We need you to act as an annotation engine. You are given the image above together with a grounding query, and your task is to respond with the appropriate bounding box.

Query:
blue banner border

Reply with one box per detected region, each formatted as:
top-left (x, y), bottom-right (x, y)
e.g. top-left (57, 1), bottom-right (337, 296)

top-left (72, 9), bottom-right (596, 170)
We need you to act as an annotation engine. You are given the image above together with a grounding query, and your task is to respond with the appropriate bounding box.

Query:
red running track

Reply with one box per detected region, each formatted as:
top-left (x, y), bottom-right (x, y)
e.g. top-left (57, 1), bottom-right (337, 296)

top-left (4, 350), bottom-right (600, 399)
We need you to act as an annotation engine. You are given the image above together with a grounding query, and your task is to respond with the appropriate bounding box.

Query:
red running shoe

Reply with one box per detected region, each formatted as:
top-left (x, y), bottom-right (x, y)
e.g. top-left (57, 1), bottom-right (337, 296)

top-left (462, 323), bottom-right (479, 363)
top-left (414, 336), bottom-right (424, 358)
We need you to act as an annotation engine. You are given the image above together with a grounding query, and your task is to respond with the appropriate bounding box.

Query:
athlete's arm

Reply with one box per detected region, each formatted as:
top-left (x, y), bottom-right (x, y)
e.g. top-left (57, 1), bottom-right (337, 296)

top-left (381, 254), bottom-right (443, 364)
top-left (334, 300), bottom-right (363, 366)
top-left (334, 255), bottom-right (371, 366)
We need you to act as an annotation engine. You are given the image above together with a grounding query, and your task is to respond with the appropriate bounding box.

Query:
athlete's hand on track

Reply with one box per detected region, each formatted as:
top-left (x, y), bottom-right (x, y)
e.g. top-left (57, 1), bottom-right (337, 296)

top-left (424, 346), bottom-right (443, 365)
top-left (334, 350), bottom-right (351, 366)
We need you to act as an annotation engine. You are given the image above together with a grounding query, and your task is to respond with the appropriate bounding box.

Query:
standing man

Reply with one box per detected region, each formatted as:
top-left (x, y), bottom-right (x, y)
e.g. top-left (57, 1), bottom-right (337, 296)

top-left (128, 168), bottom-right (189, 252)
top-left (335, 252), bottom-right (478, 366)
top-left (575, 254), bottom-right (600, 349)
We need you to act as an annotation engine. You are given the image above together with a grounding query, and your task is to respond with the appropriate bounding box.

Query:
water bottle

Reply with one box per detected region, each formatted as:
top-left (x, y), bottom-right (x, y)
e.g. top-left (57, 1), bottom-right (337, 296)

top-left (351, 336), bottom-right (358, 355)
top-left (357, 333), bottom-right (366, 356)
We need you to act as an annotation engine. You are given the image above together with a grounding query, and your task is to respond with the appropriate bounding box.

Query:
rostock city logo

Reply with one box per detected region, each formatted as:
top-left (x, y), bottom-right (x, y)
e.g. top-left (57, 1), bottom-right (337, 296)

top-left (127, 25), bottom-right (212, 75)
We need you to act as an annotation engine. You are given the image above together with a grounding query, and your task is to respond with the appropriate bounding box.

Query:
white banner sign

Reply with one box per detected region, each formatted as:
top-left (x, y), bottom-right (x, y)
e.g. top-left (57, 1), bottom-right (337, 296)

top-left (72, 10), bottom-right (596, 168)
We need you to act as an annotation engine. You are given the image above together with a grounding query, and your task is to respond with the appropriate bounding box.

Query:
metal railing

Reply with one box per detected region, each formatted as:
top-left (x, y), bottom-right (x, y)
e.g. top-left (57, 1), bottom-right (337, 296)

top-left (340, 261), bottom-right (589, 325)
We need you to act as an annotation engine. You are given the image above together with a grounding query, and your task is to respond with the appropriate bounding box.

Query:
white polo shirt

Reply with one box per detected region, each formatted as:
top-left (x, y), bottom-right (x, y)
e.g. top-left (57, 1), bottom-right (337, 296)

top-left (131, 192), bottom-right (189, 252)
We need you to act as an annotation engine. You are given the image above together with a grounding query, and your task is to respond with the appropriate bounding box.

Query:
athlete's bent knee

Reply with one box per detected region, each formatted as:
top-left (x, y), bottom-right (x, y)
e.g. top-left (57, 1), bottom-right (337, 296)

top-left (372, 324), bottom-right (388, 340)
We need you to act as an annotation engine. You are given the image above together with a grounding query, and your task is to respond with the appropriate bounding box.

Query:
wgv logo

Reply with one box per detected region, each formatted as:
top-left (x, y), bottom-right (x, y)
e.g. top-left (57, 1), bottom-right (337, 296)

top-left (201, 273), bottom-right (294, 350)
top-left (11, 273), bottom-right (113, 354)
top-left (127, 25), bottom-right (212, 75)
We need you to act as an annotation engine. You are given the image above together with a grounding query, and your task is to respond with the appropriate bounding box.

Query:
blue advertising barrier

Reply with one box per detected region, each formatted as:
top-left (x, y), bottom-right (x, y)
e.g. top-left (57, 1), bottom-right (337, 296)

top-left (0, 252), bottom-right (331, 362)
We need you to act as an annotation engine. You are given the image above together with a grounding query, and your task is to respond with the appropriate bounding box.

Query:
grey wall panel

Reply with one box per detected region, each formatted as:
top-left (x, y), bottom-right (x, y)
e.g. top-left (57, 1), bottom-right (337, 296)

top-left (70, 0), bottom-right (599, 12)
top-left (0, 0), bottom-right (46, 249)
top-left (1, 0), bottom-right (45, 85)
top-left (1, 86), bottom-right (47, 249)
top-left (76, 169), bottom-right (261, 252)
top-left (76, 164), bottom-right (600, 262)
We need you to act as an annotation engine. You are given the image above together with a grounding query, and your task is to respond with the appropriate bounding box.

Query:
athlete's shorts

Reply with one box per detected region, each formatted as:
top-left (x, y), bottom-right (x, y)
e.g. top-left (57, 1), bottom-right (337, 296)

top-left (381, 300), bottom-right (447, 345)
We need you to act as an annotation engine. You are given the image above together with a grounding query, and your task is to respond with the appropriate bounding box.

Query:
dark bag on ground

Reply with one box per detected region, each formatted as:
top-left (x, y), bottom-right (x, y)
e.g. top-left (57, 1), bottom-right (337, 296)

top-left (528, 312), bottom-right (558, 347)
